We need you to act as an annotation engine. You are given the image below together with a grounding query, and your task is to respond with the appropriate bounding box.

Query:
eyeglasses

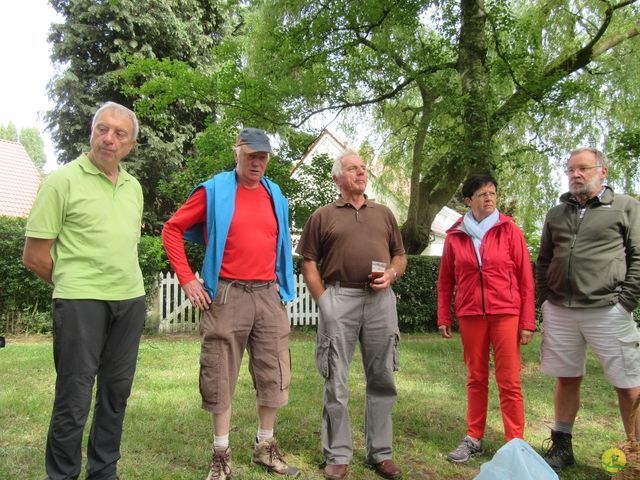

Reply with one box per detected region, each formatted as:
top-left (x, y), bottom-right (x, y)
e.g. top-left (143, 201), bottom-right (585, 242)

top-left (473, 191), bottom-right (497, 199)
top-left (564, 164), bottom-right (602, 175)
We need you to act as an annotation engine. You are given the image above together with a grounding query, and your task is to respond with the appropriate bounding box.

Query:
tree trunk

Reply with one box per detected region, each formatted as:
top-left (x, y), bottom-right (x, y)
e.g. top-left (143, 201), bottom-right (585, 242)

top-left (401, 0), bottom-right (492, 254)
top-left (459, 0), bottom-right (492, 170)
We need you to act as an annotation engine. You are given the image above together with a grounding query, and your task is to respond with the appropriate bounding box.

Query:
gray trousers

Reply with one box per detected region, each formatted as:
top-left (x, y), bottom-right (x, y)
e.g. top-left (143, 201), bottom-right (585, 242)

top-left (316, 283), bottom-right (400, 465)
top-left (45, 297), bottom-right (145, 480)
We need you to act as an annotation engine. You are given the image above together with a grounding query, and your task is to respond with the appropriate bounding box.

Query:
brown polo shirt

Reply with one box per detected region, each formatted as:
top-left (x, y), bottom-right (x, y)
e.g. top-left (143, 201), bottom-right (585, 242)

top-left (296, 197), bottom-right (405, 283)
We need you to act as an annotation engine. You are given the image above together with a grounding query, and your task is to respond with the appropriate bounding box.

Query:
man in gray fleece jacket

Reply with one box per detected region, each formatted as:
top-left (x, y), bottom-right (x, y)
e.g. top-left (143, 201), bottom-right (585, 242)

top-left (536, 147), bottom-right (640, 472)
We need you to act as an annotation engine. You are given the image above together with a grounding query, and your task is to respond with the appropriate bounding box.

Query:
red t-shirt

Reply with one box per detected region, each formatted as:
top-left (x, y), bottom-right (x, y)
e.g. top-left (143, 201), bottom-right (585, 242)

top-left (162, 185), bottom-right (277, 285)
top-left (220, 184), bottom-right (277, 280)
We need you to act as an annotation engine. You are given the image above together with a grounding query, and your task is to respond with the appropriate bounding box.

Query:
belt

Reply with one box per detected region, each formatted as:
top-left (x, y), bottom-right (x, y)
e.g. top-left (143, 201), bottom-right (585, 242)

top-left (325, 279), bottom-right (370, 290)
top-left (219, 279), bottom-right (276, 304)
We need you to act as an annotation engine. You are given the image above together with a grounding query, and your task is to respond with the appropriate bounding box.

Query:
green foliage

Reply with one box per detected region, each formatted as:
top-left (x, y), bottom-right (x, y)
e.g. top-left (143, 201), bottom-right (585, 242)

top-left (46, 0), bottom-right (233, 232)
top-left (138, 235), bottom-right (169, 298)
top-left (289, 153), bottom-right (337, 229)
top-left (18, 128), bottom-right (46, 171)
top-left (0, 217), bottom-right (53, 334)
top-left (609, 127), bottom-right (640, 195)
top-left (243, 0), bottom-right (640, 253)
top-left (393, 255), bottom-right (441, 332)
top-left (0, 122), bottom-right (18, 142)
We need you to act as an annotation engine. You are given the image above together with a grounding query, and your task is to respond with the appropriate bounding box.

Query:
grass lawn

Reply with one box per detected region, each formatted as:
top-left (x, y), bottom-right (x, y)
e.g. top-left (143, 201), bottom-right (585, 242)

top-left (0, 331), bottom-right (626, 479)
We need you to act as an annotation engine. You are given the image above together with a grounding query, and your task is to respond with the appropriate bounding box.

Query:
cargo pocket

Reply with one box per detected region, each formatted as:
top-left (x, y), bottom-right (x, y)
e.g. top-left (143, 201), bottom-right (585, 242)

top-left (316, 333), bottom-right (332, 379)
top-left (199, 348), bottom-right (221, 405)
top-left (618, 331), bottom-right (640, 376)
top-left (391, 332), bottom-right (400, 372)
top-left (278, 347), bottom-right (292, 390)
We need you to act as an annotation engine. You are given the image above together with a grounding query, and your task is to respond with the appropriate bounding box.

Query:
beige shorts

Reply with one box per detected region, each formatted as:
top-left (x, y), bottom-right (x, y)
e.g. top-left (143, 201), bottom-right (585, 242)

top-left (199, 280), bottom-right (291, 413)
top-left (540, 301), bottom-right (640, 388)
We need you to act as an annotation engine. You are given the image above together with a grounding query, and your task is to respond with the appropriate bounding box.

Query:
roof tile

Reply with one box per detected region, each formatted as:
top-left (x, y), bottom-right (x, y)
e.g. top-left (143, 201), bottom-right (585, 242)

top-left (0, 139), bottom-right (42, 218)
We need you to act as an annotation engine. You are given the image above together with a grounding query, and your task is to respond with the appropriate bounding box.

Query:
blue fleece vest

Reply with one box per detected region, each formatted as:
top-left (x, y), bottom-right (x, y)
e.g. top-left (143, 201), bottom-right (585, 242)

top-left (184, 170), bottom-right (295, 301)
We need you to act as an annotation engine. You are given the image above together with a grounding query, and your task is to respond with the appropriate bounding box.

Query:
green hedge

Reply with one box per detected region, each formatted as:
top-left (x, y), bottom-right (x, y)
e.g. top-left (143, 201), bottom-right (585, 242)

top-left (394, 256), bottom-right (441, 332)
top-left (0, 217), bottom-right (54, 333)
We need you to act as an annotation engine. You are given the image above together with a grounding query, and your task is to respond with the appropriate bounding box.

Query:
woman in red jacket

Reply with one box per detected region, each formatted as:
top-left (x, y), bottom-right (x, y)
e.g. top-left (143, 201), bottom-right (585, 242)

top-left (437, 174), bottom-right (536, 463)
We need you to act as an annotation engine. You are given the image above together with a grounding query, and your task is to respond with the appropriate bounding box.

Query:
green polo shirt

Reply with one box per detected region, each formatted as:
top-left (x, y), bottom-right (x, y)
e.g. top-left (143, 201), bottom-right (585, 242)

top-left (26, 154), bottom-right (145, 300)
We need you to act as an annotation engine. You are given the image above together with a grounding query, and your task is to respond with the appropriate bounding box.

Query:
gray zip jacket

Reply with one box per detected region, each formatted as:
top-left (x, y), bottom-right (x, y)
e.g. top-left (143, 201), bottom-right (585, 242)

top-left (536, 186), bottom-right (640, 311)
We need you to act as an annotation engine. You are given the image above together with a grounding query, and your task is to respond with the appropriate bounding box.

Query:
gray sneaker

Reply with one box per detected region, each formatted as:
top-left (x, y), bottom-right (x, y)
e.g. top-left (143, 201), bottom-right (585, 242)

top-left (447, 436), bottom-right (483, 463)
top-left (252, 437), bottom-right (301, 476)
top-left (542, 430), bottom-right (575, 472)
top-left (206, 446), bottom-right (232, 480)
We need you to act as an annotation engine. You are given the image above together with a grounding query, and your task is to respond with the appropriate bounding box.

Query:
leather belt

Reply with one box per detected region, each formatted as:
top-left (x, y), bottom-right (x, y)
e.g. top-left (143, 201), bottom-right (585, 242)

top-left (219, 279), bottom-right (276, 304)
top-left (325, 279), bottom-right (370, 290)
top-left (220, 278), bottom-right (275, 289)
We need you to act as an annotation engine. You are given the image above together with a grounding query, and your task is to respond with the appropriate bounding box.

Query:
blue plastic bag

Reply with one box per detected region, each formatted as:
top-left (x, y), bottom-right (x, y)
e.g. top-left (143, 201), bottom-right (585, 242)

top-left (473, 438), bottom-right (559, 480)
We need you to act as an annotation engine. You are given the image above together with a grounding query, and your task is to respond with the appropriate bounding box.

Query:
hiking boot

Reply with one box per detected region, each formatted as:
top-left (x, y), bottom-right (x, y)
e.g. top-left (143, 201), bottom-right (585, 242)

top-left (542, 430), bottom-right (575, 472)
top-left (252, 437), bottom-right (301, 476)
top-left (447, 436), bottom-right (484, 463)
top-left (206, 446), bottom-right (232, 480)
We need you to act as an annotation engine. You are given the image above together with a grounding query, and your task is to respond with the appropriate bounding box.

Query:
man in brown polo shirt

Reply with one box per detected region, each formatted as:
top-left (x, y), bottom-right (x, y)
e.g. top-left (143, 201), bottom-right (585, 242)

top-left (296, 150), bottom-right (407, 480)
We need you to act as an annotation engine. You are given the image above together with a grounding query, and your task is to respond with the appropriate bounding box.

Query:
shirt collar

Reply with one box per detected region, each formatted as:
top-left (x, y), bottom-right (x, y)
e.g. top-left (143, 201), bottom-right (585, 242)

top-left (78, 153), bottom-right (131, 185)
top-left (335, 194), bottom-right (372, 209)
top-left (569, 185), bottom-right (606, 206)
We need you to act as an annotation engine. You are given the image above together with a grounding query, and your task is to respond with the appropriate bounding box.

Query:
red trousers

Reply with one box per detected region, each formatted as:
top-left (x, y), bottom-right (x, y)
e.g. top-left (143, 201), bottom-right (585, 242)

top-left (458, 314), bottom-right (524, 441)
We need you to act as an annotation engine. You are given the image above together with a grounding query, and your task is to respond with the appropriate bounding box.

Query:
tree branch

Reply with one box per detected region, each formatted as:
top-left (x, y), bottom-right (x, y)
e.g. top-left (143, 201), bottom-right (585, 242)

top-left (491, 16), bottom-right (640, 135)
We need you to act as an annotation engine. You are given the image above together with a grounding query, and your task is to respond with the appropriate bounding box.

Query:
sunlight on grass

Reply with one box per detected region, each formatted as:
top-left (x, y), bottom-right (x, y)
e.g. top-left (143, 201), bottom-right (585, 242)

top-left (0, 333), bottom-right (627, 479)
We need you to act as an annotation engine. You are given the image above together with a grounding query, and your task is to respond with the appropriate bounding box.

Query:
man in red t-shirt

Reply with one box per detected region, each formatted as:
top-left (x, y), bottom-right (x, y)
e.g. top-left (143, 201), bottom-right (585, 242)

top-left (162, 128), bottom-right (298, 479)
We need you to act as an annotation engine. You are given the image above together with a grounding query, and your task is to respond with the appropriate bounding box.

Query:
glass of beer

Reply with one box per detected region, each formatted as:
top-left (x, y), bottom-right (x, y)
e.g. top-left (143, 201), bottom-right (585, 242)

top-left (371, 261), bottom-right (387, 280)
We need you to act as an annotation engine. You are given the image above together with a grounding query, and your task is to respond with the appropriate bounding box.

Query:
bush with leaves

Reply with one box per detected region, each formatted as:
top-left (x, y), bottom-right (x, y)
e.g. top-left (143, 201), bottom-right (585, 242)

top-left (0, 217), bottom-right (53, 334)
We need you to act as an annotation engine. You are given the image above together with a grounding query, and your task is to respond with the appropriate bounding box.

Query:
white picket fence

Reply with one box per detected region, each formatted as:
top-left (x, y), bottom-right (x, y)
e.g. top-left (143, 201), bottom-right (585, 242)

top-left (158, 272), bottom-right (319, 333)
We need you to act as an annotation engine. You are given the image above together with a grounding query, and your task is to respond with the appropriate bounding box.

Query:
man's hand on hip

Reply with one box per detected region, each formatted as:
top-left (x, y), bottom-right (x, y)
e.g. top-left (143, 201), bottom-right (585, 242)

top-left (182, 279), bottom-right (212, 310)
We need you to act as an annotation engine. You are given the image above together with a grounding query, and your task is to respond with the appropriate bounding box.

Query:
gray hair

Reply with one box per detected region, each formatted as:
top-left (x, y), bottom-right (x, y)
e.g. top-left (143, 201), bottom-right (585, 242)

top-left (331, 149), bottom-right (361, 178)
top-left (569, 147), bottom-right (609, 168)
top-left (92, 102), bottom-right (139, 140)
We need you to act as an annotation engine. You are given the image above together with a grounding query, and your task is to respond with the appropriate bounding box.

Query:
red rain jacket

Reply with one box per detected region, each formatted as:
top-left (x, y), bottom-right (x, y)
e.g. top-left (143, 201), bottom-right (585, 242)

top-left (437, 212), bottom-right (536, 330)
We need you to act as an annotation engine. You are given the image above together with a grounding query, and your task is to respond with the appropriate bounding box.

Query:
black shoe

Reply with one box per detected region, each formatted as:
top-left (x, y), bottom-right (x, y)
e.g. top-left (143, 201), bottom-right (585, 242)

top-left (542, 430), bottom-right (575, 472)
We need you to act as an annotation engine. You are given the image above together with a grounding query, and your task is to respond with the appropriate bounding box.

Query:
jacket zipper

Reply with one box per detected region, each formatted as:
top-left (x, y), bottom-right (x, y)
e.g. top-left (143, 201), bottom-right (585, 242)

top-left (474, 236), bottom-right (487, 316)
top-left (455, 217), bottom-right (501, 317)
top-left (568, 206), bottom-right (587, 306)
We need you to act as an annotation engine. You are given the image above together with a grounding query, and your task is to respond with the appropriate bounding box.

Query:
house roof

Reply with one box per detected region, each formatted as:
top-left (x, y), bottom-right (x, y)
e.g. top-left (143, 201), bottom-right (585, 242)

top-left (290, 130), bottom-right (347, 176)
top-left (0, 139), bottom-right (42, 218)
top-left (431, 205), bottom-right (462, 236)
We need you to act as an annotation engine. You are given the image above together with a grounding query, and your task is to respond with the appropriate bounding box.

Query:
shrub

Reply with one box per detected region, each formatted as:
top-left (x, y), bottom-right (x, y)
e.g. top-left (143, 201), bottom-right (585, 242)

top-left (394, 256), bottom-right (441, 332)
top-left (138, 235), bottom-right (169, 299)
top-left (0, 217), bottom-right (53, 334)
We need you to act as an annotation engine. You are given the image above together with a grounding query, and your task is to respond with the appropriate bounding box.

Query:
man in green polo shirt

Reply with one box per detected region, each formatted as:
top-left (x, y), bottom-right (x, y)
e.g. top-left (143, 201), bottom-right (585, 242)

top-left (23, 101), bottom-right (145, 480)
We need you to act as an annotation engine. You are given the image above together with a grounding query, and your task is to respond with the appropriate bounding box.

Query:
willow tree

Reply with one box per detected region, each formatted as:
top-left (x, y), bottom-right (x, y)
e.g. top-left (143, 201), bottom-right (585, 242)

top-left (241, 0), bottom-right (640, 253)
